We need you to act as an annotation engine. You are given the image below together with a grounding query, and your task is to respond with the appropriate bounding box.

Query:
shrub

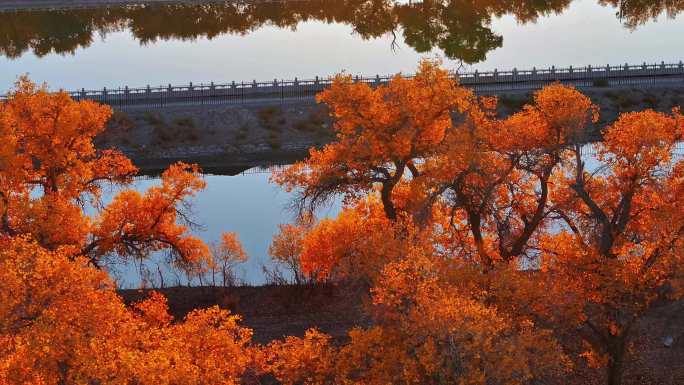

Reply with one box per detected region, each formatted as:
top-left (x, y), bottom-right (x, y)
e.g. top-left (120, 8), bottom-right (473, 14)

top-left (592, 78), bottom-right (609, 87)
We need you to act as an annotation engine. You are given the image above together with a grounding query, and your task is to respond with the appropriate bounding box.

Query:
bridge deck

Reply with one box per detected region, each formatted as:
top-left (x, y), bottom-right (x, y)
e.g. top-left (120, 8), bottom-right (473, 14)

top-left (2, 62), bottom-right (683, 110)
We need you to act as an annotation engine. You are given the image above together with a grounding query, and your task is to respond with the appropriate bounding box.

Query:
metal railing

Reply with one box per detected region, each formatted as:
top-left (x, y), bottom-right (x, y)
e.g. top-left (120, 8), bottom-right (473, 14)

top-left (2, 61), bottom-right (683, 109)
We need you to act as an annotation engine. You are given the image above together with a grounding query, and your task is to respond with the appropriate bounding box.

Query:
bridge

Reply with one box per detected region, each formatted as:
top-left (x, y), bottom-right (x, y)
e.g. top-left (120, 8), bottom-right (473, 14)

top-left (2, 61), bottom-right (683, 110)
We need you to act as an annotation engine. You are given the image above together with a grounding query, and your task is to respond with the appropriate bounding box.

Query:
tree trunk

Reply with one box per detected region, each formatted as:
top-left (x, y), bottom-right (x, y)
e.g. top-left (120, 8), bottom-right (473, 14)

top-left (380, 182), bottom-right (397, 220)
top-left (607, 335), bottom-right (626, 385)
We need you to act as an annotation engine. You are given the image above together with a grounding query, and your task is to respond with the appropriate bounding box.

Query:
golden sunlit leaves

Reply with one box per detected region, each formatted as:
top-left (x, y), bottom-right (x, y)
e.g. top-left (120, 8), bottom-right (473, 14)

top-left (0, 78), bottom-right (211, 270)
top-left (0, 80), bottom-right (259, 385)
top-left (273, 59), bottom-right (482, 221)
top-left (274, 61), bottom-right (684, 385)
top-left (3, 65), bottom-right (684, 385)
top-left (90, 162), bottom-right (210, 269)
top-left (0, 237), bottom-right (258, 385)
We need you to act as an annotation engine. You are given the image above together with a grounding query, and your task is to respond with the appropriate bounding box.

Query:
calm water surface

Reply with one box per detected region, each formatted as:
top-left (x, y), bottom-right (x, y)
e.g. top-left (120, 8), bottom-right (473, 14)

top-left (1, 0), bottom-right (684, 90)
top-left (3, 0), bottom-right (684, 285)
top-left (105, 171), bottom-right (339, 287)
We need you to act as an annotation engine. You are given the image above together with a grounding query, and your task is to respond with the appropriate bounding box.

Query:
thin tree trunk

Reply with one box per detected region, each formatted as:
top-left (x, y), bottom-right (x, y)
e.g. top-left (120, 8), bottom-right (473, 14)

top-left (381, 182), bottom-right (397, 220)
top-left (607, 335), bottom-right (626, 385)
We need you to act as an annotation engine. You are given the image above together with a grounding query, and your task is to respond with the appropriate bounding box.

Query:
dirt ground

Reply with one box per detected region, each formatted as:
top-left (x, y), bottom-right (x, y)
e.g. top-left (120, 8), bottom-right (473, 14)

top-left (119, 283), bottom-right (370, 345)
top-left (98, 85), bottom-right (684, 175)
top-left (119, 283), bottom-right (684, 385)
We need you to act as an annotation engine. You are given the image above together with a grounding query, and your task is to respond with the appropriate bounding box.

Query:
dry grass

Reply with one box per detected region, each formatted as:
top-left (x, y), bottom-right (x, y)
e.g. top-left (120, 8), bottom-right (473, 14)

top-left (294, 108), bottom-right (329, 133)
top-left (498, 93), bottom-right (533, 111)
top-left (257, 106), bottom-right (286, 132)
top-left (109, 110), bottom-right (135, 131)
top-left (143, 112), bottom-right (201, 145)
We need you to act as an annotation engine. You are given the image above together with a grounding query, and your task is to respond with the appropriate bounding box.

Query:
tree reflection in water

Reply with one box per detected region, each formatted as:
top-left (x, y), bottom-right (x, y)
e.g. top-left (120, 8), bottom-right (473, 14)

top-left (0, 0), bottom-right (681, 63)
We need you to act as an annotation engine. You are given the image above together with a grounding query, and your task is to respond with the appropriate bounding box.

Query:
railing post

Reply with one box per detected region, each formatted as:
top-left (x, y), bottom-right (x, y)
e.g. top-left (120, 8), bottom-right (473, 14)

top-left (200, 82), bottom-right (204, 106)
top-left (375, 74), bottom-right (380, 86)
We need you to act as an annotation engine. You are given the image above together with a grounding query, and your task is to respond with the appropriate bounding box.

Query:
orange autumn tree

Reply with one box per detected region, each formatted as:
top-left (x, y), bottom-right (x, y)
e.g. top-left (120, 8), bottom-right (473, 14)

top-left (427, 83), bottom-right (598, 268)
top-left (265, 248), bottom-right (569, 385)
top-left (296, 197), bottom-right (405, 282)
top-left (0, 79), bottom-right (260, 384)
top-left (273, 59), bottom-right (482, 221)
top-left (0, 78), bottom-right (210, 270)
top-left (275, 60), bottom-right (684, 385)
top-left (210, 231), bottom-right (248, 287)
top-left (269, 214), bottom-right (315, 285)
top-left (0, 236), bottom-right (258, 385)
top-left (540, 108), bottom-right (684, 385)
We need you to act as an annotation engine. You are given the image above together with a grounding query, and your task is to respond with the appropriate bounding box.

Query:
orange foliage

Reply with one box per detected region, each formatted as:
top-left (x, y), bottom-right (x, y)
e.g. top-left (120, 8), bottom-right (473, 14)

top-left (0, 237), bottom-right (258, 385)
top-left (265, 251), bottom-right (569, 385)
top-left (0, 78), bottom-right (211, 269)
top-left (210, 231), bottom-right (248, 286)
top-left (89, 162), bottom-right (210, 269)
top-left (265, 329), bottom-right (337, 385)
top-left (268, 214), bottom-right (314, 284)
top-left (273, 59), bottom-right (484, 221)
top-left (0, 78), bottom-right (259, 384)
top-left (539, 108), bottom-right (684, 383)
top-left (275, 61), bottom-right (684, 385)
top-left (4, 65), bottom-right (684, 385)
top-left (298, 197), bottom-right (406, 282)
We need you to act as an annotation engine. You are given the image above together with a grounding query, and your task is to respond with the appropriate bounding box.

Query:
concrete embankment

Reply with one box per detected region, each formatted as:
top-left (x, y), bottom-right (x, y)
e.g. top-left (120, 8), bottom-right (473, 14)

top-left (100, 99), bottom-right (331, 176)
top-left (98, 85), bottom-right (684, 175)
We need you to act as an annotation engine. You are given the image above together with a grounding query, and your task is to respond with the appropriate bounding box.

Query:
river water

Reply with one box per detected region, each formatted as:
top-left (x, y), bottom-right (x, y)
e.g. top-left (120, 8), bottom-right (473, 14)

top-left (101, 170), bottom-right (339, 287)
top-left (2, 0), bottom-right (684, 286)
top-left (2, 0), bottom-right (684, 91)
